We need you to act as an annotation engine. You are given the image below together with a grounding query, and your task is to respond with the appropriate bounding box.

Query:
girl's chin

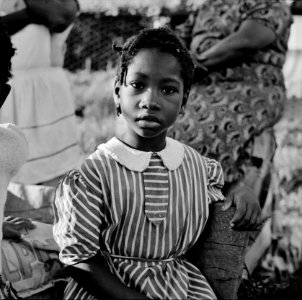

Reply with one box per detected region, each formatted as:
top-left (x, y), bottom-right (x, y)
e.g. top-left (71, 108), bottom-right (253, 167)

top-left (135, 128), bottom-right (166, 139)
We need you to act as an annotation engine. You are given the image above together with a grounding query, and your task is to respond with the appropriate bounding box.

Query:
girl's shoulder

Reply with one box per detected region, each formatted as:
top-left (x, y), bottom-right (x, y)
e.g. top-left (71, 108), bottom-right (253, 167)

top-left (181, 142), bottom-right (223, 174)
top-left (81, 143), bottom-right (116, 170)
top-left (79, 139), bottom-right (128, 177)
top-left (181, 142), bottom-right (205, 163)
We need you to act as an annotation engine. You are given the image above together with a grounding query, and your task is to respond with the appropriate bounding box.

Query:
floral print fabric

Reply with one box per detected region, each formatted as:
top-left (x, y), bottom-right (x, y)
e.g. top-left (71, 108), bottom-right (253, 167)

top-left (169, 0), bottom-right (292, 182)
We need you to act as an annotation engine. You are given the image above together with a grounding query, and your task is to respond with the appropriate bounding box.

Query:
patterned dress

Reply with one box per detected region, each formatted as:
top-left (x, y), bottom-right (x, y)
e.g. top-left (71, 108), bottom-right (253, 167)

top-left (168, 0), bottom-right (293, 183)
top-left (53, 137), bottom-right (224, 299)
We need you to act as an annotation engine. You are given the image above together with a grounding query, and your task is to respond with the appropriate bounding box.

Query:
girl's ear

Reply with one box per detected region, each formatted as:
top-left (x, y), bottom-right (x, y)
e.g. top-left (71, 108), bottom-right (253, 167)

top-left (113, 82), bottom-right (121, 106)
top-left (179, 105), bottom-right (185, 117)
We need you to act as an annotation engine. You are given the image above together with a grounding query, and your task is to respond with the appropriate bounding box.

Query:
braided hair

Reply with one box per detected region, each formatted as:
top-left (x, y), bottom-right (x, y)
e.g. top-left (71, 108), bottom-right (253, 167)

top-left (113, 27), bottom-right (195, 106)
top-left (0, 20), bottom-right (15, 84)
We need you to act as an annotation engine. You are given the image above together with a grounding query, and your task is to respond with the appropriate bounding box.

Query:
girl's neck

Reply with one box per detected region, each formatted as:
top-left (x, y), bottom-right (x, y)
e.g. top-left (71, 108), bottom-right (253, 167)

top-left (117, 133), bottom-right (167, 153)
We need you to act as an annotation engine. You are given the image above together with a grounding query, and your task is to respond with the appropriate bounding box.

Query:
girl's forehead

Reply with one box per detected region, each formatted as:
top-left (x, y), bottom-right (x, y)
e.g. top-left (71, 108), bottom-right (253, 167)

top-left (127, 49), bottom-right (183, 79)
top-left (132, 48), bottom-right (178, 63)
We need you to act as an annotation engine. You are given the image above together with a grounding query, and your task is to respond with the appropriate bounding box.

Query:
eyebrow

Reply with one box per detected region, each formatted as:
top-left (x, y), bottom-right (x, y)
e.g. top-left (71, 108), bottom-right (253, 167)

top-left (129, 72), bottom-right (182, 85)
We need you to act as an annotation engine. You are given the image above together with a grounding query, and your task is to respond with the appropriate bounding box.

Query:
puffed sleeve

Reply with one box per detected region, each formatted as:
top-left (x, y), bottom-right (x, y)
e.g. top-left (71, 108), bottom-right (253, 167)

top-left (204, 157), bottom-right (225, 203)
top-left (53, 169), bottom-right (105, 265)
top-left (240, 0), bottom-right (292, 37)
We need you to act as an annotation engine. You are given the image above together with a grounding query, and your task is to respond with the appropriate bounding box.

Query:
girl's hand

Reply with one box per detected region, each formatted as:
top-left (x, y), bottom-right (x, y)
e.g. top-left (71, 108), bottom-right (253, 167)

top-left (3, 216), bottom-right (36, 240)
top-left (221, 183), bottom-right (262, 230)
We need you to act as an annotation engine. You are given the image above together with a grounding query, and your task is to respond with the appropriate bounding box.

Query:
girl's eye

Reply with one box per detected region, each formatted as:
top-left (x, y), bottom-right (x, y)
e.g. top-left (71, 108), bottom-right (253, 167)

top-left (162, 86), bottom-right (178, 95)
top-left (130, 82), bottom-right (144, 90)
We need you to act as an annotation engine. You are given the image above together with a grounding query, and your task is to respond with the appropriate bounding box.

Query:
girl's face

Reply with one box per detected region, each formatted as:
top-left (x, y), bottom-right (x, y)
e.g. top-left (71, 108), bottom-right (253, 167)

top-left (114, 49), bottom-right (185, 152)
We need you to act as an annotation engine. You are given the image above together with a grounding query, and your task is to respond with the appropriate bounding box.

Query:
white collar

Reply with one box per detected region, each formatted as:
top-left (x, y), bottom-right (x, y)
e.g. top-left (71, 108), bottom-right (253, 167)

top-left (99, 137), bottom-right (185, 172)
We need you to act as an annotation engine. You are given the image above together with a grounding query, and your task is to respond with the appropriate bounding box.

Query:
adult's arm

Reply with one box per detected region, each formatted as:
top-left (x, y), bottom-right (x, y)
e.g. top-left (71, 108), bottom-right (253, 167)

top-left (3, 216), bottom-right (35, 239)
top-left (0, 9), bottom-right (31, 35)
top-left (1, 0), bottom-right (79, 35)
top-left (174, 11), bottom-right (196, 48)
top-left (291, 0), bottom-right (302, 15)
top-left (193, 19), bottom-right (276, 71)
top-left (67, 255), bottom-right (148, 300)
top-left (25, 0), bottom-right (79, 33)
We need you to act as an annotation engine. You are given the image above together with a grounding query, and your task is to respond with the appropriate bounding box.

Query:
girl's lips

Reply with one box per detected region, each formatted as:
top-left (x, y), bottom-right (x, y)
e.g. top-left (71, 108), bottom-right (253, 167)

top-left (136, 114), bottom-right (160, 123)
top-left (136, 114), bottom-right (161, 129)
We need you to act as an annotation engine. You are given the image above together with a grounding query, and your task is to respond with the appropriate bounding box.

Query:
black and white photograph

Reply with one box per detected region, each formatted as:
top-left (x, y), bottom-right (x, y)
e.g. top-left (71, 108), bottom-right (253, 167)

top-left (0, 1), bottom-right (301, 299)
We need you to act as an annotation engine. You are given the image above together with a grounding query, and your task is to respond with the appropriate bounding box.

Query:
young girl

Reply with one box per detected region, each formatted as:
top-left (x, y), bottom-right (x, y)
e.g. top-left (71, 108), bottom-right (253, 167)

top-left (53, 27), bottom-right (225, 300)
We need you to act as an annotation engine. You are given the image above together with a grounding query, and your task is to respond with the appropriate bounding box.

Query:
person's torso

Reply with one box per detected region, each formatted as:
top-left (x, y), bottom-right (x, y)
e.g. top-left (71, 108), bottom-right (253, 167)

top-left (191, 0), bottom-right (292, 73)
top-left (82, 145), bottom-right (210, 259)
top-left (0, 0), bottom-right (71, 70)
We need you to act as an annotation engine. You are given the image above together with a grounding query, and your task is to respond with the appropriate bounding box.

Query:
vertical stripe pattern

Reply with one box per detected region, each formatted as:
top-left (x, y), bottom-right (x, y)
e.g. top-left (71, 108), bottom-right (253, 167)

top-left (53, 143), bottom-right (224, 300)
top-left (143, 154), bottom-right (169, 226)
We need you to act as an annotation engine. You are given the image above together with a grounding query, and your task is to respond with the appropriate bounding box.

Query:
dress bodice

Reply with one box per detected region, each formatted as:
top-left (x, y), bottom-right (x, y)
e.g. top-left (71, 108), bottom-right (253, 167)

top-left (11, 25), bottom-right (52, 70)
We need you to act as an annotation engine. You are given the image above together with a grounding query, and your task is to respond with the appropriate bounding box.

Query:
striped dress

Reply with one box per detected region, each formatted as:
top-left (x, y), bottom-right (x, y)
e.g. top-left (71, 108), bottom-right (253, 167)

top-left (53, 137), bottom-right (225, 299)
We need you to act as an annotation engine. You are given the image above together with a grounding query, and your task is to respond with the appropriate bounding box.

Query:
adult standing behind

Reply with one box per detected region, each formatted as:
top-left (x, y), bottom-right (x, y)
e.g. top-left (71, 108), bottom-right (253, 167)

top-left (0, 0), bottom-right (81, 186)
top-left (169, 0), bottom-right (293, 228)
top-left (0, 19), bottom-right (31, 298)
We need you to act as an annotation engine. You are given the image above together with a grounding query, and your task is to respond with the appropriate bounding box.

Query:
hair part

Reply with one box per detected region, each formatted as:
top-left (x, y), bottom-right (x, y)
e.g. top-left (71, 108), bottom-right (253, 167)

top-left (0, 20), bottom-right (15, 84)
top-left (113, 27), bottom-right (195, 106)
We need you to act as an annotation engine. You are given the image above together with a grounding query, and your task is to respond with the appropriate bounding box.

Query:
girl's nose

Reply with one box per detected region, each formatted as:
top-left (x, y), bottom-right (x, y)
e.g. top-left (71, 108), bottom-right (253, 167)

top-left (140, 89), bottom-right (160, 110)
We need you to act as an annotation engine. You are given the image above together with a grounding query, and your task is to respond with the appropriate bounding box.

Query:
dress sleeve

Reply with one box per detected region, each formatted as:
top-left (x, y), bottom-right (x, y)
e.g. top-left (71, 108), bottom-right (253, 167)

top-left (204, 157), bottom-right (225, 203)
top-left (53, 169), bottom-right (105, 265)
top-left (240, 0), bottom-right (292, 37)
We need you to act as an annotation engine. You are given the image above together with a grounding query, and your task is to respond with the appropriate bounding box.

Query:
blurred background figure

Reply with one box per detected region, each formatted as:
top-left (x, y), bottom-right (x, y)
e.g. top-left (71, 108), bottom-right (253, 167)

top-left (283, 0), bottom-right (302, 99)
top-left (0, 18), bottom-right (30, 298)
top-left (169, 0), bottom-right (292, 213)
top-left (168, 0), bottom-right (292, 295)
top-left (0, 0), bottom-right (81, 187)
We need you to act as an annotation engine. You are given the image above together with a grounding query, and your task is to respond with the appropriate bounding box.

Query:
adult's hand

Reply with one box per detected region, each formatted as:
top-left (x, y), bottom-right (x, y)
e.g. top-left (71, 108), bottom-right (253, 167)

top-left (3, 216), bottom-right (36, 240)
top-left (192, 19), bottom-right (276, 71)
top-left (221, 182), bottom-right (262, 231)
top-left (25, 0), bottom-right (79, 32)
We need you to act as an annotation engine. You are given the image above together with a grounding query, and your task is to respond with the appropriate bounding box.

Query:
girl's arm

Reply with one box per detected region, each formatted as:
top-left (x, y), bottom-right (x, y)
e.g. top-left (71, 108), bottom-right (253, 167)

top-left (193, 19), bottom-right (276, 71)
top-left (53, 171), bottom-right (148, 300)
top-left (67, 255), bottom-right (148, 300)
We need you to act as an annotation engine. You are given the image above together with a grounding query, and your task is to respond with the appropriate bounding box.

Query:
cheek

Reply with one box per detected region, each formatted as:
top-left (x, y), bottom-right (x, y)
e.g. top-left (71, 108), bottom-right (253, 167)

top-left (165, 100), bottom-right (183, 121)
top-left (169, 95), bottom-right (183, 111)
top-left (120, 98), bottom-right (137, 117)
